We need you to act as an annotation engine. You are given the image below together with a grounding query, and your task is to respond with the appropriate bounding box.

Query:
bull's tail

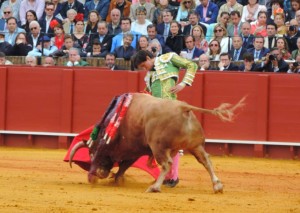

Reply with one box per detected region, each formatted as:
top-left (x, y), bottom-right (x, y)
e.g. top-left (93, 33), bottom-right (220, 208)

top-left (185, 96), bottom-right (246, 122)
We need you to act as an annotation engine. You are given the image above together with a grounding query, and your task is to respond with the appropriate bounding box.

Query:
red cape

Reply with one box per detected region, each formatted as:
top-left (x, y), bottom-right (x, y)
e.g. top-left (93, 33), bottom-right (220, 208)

top-left (63, 126), bottom-right (160, 179)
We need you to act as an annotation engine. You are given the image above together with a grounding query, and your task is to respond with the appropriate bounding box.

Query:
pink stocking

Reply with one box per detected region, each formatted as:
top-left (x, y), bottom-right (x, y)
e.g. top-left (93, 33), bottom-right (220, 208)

top-left (165, 153), bottom-right (179, 180)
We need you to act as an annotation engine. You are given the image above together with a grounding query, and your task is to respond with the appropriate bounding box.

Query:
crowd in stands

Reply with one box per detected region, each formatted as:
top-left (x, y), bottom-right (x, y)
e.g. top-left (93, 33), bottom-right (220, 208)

top-left (0, 0), bottom-right (299, 73)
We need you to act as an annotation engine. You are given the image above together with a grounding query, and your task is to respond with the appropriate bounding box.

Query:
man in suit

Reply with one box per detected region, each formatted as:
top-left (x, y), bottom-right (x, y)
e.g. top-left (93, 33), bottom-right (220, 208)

top-left (106, 0), bottom-right (132, 23)
top-left (112, 32), bottom-right (136, 60)
top-left (248, 36), bottom-right (270, 61)
top-left (238, 53), bottom-right (261, 72)
top-left (156, 9), bottom-right (173, 41)
top-left (264, 23), bottom-right (279, 50)
top-left (183, 12), bottom-right (207, 36)
top-left (217, 52), bottom-right (239, 71)
top-left (4, 17), bottom-right (25, 45)
top-left (198, 54), bottom-right (215, 70)
top-left (147, 24), bottom-right (172, 53)
top-left (0, 5), bottom-right (13, 31)
top-left (0, 31), bottom-right (12, 55)
top-left (84, 0), bottom-right (109, 21)
top-left (129, 0), bottom-right (155, 22)
top-left (87, 21), bottom-right (113, 53)
top-left (107, 8), bottom-right (122, 36)
top-left (105, 53), bottom-right (124, 70)
top-left (240, 22), bottom-right (255, 49)
top-left (227, 11), bottom-right (242, 38)
top-left (180, 35), bottom-right (204, 60)
top-left (284, 19), bottom-right (300, 52)
top-left (26, 21), bottom-right (43, 48)
top-left (257, 47), bottom-right (289, 72)
top-left (195, 0), bottom-right (219, 24)
top-left (229, 36), bottom-right (247, 61)
top-left (60, 0), bottom-right (84, 20)
top-left (39, 2), bottom-right (62, 38)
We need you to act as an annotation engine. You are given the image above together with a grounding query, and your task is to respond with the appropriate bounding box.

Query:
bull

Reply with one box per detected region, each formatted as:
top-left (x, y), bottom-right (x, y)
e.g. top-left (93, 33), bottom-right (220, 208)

top-left (70, 93), bottom-right (245, 193)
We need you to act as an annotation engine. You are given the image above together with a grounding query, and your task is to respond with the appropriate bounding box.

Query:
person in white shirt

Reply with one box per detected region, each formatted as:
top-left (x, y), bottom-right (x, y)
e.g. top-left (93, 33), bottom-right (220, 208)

top-left (131, 6), bottom-right (152, 35)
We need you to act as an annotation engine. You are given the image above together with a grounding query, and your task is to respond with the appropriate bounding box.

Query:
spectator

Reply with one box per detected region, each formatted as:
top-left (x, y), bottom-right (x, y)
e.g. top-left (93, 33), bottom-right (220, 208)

top-left (238, 52), bottom-right (260, 71)
top-left (130, 0), bottom-right (155, 22)
top-left (72, 13), bottom-right (89, 52)
top-left (85, 10), bottom-right (100, 36)
top-left (148, 38), bottom-right (163, 56)
top-left (274, 13), bottom-right (287, 35)
top-left (25, 55), bottom-right (37, 66)
top-left (0, 31), bottom-right (12, 55)
top-left (0, 51), bottom-right (12, 65)
top-left (137, 35), bottom-right (149, 51)
top-left (112, 32), bottom-right (136, 60)
top-left (60, 0), bottom-right (84, 20)
top-left (51, 34), bottom-right (82, 57)
top-left (217, 52), bottom-right (239, 71)
top-left (4, 17), bottom-right (25, 45)
top-left (43, 56), bottom-right (55, 66)
top-left (206, 11), bottom-right (229, 41)
top-left (211, 23), bottom-right (232, 53)
top-left (0, 2), bottom-right (21, 23)
top-left (287, 54), bottom-right (300, 73)
top-left (198, 54), bottom-right (215, 70)
top-left (269, 0), bottom-right (284, 21)
top-left (51, 0), bottom-right (63, 19)
top-left (86, 39), bottom-right (107, 57)
top-left (191, 25), bottom-right (208, 52)
top-left (27, 20), bottom-right (42, 48)
top-left (182, 11), bottom-right (207, 36)
top-left (87, 21), bottom-right (113, 53)
top-left (217, 0), bottom-right (243, 23)
top-left (50, 20), bottom-right (65, 49)
top-left (180, 35), bottom-right (204, 60)
top-left (206, 39), bottom-right (221, 60)
top-left (264, 23), bottom-right (279, 50)
top-left (195, 0), bottom-right (219, 24)
top-left (257, 47), bottom-right (289, 72)
top-left (107, 8), bottom-right (122, 36)
top-left (176, 0), bottom-right (196, 30)
top-left (106, 0), bottom-right (132, 23)
top-left (10, 32), bottom-right (32, 56)
top-left (286, 0), bottom-right (300, 21)
top-left (166, 21), bottom-right (184, 55)
top-left (152, 0), bottom-right (174, 25)
top-left (131, 6), bottom-right (152, 35)
top-left (241, 0), bottom-right (267, 23)
top-left (21, 10), bottom-right (37, 33)
top-left (248, 36), bottom-right (270, 60)
top-left (240, 21), bottom-right (254, 49)
top-left (0, 5), bottom-right (14, 31)
top-left (64, 47), bottom-right (89, 66)
top-left (276, 37), bottom-right (291, 60)
top-left (105, 53), bottom-right (124, 70)
top-left (227, 11), bottom-right (242, 38)
top-left (295, 10), bottom-right (300, 30)
top-left (291, 37), bottom-right (300, 59)
top-left (157, 9), bottom-right (173, 41)
top-left (84, 0), bottom-right (109, 21)
top-left (110, 17), bottom-right (141, 52)
top-left (250, 11), bottom-right (268, 37)
top-left (63, 9), bottom-right (77, 35)
top-left (229, 36), bottom-right (247, 61)
top-left (39, 2), bottom-right (62, 38)
top-left (147, 24), bottom-right (171, 52)
top-left (284, 19), bottom-right (300, 53)
top-left (19, 0), bottom-right (45, 26)
top-left (27, 35), bottom-right (58, 57)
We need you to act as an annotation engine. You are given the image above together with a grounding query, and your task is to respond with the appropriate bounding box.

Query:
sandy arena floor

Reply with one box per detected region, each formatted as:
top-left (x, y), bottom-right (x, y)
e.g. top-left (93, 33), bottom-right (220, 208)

top-left (0, 147), bottom-right (299, 213)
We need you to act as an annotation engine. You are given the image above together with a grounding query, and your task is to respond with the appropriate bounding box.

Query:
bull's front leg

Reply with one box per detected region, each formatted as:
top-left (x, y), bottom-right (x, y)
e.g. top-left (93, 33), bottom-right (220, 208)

top-left (114, 159), bottom-right (137, 184)
top-left (191, 145), bottom-right (223, 193)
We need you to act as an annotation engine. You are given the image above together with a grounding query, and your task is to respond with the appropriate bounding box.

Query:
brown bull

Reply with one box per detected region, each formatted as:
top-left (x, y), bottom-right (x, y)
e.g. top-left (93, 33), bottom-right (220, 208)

top-left (70, 93), bottom-right (245, 193)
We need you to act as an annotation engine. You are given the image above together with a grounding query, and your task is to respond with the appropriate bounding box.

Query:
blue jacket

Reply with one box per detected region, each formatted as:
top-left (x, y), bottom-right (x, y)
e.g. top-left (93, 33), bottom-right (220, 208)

top-left (195, 2), bottom-right (219, 24)
top-left (84, 0), bottom-right (110, 21)
top-left (110, 31), bottom-right (140, 52)
top-left (182, 47), bottom-right (204, 59)
top-left (247, 47), bottom-right (270, 60)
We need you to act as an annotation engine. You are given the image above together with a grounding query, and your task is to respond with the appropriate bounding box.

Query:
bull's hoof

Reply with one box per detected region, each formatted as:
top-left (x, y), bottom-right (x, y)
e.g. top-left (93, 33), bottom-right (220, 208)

top-left (145, 185), bottom-right (161, 193)
top-left (88, 173), bottom-right (98, 184)
top-left (213, 181), bottom-right (223, 193)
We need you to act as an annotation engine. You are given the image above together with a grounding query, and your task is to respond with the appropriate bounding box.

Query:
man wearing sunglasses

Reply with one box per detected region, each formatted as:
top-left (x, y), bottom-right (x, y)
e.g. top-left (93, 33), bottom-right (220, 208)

top-left (27, 20), bottom-right (42, 48)
top-left (195, 0), bottom-right (219, 24)
top-left (39, 2), bottom-right (62, 38)
top-left (0, 5), bottom-right (14, 31)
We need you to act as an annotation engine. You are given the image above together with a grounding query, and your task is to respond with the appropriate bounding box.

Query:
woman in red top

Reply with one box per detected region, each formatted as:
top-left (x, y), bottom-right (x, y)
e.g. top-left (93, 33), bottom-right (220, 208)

top-left (250, 11), bottom-right (267, 37)
top-left (50, 20), bottom-right (65, 50)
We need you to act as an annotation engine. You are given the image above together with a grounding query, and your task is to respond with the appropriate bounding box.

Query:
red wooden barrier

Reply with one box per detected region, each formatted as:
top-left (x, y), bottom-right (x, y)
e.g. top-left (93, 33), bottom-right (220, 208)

top-left (0, 67), bottom-right (299, 159)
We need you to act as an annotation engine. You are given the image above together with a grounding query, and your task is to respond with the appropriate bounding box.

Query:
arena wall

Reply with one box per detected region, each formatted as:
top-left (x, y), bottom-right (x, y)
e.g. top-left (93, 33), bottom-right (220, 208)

top-left (0, 66), bottom-right (299, 159)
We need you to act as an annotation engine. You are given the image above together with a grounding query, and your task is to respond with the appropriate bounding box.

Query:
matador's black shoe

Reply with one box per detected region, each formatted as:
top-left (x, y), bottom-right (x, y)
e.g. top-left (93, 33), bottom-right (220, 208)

top-left (162, 178), bottom-right (179, 188)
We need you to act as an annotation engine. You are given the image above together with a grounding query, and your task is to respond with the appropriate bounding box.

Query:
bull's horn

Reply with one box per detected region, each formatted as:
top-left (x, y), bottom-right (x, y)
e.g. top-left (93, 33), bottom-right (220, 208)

top-left (69, 141), bottom-right (86, 168)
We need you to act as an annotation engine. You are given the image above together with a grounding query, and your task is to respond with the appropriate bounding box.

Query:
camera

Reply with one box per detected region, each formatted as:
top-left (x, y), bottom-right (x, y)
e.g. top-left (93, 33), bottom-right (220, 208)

top-left (269, 54), bottom-right (276, 61)
top-left (289, 25), bottom-right (296, 31)
top-left (293, 62), bottom-right (299, 67)
top-left (151, 47), bottom-right (157, 53)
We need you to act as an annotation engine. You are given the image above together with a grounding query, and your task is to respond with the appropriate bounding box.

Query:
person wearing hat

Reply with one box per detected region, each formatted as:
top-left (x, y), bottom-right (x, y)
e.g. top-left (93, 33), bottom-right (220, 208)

top-left (27, 35), bottom-right (58, 57)
top-left (0, 31), bottom-right (12, 55)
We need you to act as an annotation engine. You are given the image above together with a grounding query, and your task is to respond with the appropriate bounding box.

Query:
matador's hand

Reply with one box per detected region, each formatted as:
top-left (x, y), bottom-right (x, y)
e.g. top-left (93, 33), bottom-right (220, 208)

top-left (170, 83), bottom-right (186, 94)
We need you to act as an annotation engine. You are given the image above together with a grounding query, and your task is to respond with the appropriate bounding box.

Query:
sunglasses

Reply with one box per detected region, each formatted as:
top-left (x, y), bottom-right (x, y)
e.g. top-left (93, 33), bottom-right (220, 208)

top-left (46, 8), bottom-right (54, 11)
top-left (4, 11), bottom-right (11, 14)
top-left (214, 29), bottom-right (223, 33)
top-left (184, 1), bottom-right (191, 4)
top-left (30, 27), bottom-right (37, 31)
top-left (210, 44), bottom-right (219, 47)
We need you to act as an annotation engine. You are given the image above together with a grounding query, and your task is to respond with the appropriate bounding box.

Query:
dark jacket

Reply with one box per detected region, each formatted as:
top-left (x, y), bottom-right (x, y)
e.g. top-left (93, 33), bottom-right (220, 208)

top-left (229, 47), bottom-right (247, 61)
top-left (217, 63), bottom-right (239, 71)
top-left (183, 23), bottom-right (207, 36)
top-left (247, 47), bottom-right (270, 60)
top-left (113, 45), bottom-right (136, 60)
top-left (10, 43), bottom-right (32, 56)
top-left (182, 47), bottom-right (204, 59)
top-left (86, 34), bottom-right (113, 53)
top-left (241, 34), bottom-right (255, 49)
top-left (84, 0), bottom-right (109, 21)
top-left (257, 59), bottom-right (289, 73)
top-left (166, 34), bottom-right (184, 55)
top-left (38, 17), bottom-right (62, 37)
top-left (60, 0), bottom-right (85, 19)
top-left (0, 41), bottom-right (13, 55)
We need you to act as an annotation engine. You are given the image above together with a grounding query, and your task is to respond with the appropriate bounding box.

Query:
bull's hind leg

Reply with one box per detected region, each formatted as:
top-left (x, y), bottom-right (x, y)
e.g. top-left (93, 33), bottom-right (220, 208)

top-left (190, 145), bottom-right (223, 193)
top-left (145, 149), bottom-right (173, 193)
top-left (114, 159), bottom-right (137, 184)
